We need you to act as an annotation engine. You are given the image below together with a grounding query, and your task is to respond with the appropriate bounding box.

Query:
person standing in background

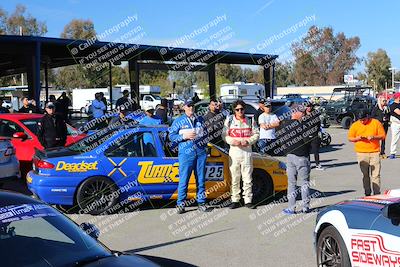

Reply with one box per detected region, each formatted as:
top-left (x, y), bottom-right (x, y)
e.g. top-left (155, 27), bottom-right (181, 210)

top-left (204, 98), bottom-right (226, 147)
top-left (92, 93), bottom-right (107, 129)
top-left (388, 93), bottom-right (400, 159)
top-left (155, 98), bottom-right (168, 124)
top-left (37, 102), bottom-right (67, 149)
top-left (257, 100), bottom-right (279, 155)
top-left (372, 95), bottom-right (390, 158)
top-left (303, 101), bottom-right (324, 170)
top-left (348, 111), bottom-right (386, 196)
top-left (57, 92), bottom-right (72, 122)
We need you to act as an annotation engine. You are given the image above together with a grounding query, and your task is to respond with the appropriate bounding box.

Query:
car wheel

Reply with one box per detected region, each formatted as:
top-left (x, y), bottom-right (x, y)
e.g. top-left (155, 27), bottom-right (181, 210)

top-left (317, 226), bottom-right (351, 267)
top-left (252, 170), bottom-right (273, 204)
top-left (80, 107), bottom-right (86, 113)
top-left (341, 116), bottom-right (352, 129)
top-left (321, 134), bottom-right (332, 147)
top-left (76, 176), bottom-right (119, 215)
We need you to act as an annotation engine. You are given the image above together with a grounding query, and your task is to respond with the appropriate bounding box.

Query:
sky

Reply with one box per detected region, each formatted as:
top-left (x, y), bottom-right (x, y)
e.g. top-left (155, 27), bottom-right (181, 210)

top-left (2, 0), bottom-right (399, 74)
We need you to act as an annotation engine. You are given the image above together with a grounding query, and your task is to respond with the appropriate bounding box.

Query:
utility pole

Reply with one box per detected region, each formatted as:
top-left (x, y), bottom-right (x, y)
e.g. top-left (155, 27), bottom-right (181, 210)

top-left (20, 26), bottom-right (24, 86)
top-left (389, 67), bottom-right (397, 89)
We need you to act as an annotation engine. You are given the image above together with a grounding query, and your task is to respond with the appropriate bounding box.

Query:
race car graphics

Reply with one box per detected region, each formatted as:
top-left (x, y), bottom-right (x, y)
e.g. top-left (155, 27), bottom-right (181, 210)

top-left (107, 158), bottom-right (128, 177)
top-left (55, 161), bottom-right (98, 172)
top-left (137, 161), bottom-right (179, 184)
top-left (351, 233), bottom-right (400, 267)
top-left (205, 162), bottom-right (224, 181)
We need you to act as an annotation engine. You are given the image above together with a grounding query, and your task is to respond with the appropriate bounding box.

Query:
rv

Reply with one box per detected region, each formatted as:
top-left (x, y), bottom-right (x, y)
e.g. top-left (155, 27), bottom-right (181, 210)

top-left (220, 82), bottom-right (265, 99)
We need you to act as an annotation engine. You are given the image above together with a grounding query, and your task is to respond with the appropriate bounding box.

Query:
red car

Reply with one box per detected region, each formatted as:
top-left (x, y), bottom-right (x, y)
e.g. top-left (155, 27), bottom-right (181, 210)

top-left (0, 113), bottom-right (85, 176)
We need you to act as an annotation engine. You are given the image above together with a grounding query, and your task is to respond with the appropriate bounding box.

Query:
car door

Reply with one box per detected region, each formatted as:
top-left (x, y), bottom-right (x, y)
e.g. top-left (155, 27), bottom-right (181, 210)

top-left (142, 95), bottom-right (154, 110)
top-left (0, 119), bottom-right (38, 162)
top-left (101, 129), bottom-right (176, 201)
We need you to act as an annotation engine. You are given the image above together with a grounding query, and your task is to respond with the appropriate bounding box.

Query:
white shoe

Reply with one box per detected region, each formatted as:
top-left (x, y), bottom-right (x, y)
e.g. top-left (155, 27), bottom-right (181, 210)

top-left (315, 164), bottom-right (325, 171)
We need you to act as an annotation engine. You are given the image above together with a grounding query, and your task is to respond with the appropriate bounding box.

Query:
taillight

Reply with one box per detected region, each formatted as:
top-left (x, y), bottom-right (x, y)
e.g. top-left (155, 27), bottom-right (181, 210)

top-left (33, 158), bottom-right (55, 169)
top-left (4, 147), bottom-right (15, 156)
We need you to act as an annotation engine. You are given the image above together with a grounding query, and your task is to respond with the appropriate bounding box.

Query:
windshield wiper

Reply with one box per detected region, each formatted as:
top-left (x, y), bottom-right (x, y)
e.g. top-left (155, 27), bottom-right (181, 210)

top-left (74, 254), bottom-right (115, 266)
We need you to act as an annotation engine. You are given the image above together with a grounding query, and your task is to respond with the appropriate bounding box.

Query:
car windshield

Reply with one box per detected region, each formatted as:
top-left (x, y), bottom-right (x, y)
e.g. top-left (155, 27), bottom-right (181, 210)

top-left (0, 203), bottom-right (110, 267)
top-left (21, 119), bottom-right (78, 136)
top-left (68, 127), bottom-right (118, 153)
top-left (153, 95), bottom-right (162, 100)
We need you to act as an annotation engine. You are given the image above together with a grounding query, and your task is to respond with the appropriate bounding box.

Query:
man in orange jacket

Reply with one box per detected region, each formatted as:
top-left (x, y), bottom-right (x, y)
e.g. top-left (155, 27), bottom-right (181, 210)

top-left (348, 111), bottom-right (386, 196)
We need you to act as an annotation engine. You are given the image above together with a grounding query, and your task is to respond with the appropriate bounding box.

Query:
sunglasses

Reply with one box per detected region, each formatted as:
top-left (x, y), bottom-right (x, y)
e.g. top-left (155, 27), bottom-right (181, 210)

top-left (235, 108), bottom-right (244, 112)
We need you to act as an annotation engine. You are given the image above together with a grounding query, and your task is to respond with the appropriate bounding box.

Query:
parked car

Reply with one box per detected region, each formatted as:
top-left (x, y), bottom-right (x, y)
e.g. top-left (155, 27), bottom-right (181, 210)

top-left (2, 100), bottom-right (12, 109)
top-left (0, 113), bottom-right (86, 177)
top-left (27, 124), bottom-right (287, 215)
top-left (315, 190), bottom-right (400, 267)
top-left (0, 138), bottom-right (20, 179)
top-left (0, 190), bottom-right (160, 267)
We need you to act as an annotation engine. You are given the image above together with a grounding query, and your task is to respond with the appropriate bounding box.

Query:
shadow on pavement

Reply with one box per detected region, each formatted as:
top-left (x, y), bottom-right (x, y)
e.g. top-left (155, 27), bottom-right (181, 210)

top-left (125, 228), bottom-right (232, 254)
top-left (136, 254), bottom-right (198, 267)
top-left (320, 143), bottom-right (345, 153)
top-left (321, 161), bottom-right (358, 169)
top-left (0, 178), bottom-right (32, 196)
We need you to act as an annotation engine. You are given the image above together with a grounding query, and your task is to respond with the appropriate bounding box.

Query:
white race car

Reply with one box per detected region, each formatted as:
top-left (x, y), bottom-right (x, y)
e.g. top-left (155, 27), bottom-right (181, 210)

top-left (315, 190), bottom-right (400, 267)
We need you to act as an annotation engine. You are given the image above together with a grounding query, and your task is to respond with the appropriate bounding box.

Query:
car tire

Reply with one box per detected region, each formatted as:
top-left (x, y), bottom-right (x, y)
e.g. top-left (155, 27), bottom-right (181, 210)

top-left (317, 225), bottom-right (351, 267)
top-left (321, 134), bottom-right (332, 147)
top-left (80, 107), bottom-right (86, 114)
top-left (252, 170), bottom-right (273, 204)
top-left (341, 116), bottom-right (352, 129)
top-left (76, 176), bottom-right (119, 215)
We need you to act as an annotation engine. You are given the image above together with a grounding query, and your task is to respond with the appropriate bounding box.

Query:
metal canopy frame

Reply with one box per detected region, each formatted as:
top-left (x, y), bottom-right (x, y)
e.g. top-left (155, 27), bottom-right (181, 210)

top-left (0, 35), bottom-right (278, 105)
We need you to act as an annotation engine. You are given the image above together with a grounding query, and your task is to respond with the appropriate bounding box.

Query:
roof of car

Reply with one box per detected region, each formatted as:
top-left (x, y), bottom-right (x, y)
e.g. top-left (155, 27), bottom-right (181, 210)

top-left (0, 113), bottom-right (44, 120)
top-left (0, 190), bottom-right (43, 207)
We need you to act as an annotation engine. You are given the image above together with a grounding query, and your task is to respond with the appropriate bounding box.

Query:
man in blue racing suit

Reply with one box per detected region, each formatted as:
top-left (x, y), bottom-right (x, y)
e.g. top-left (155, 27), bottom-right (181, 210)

top-left (169, 100), bottom-right (210, 214)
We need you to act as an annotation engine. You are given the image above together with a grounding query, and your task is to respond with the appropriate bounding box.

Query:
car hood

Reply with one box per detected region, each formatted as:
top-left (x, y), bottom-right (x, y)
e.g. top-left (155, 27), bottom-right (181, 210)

top-left (335, 190), bottom-right (400, 210)
top-left (82, 254), bottom-right (159, 267)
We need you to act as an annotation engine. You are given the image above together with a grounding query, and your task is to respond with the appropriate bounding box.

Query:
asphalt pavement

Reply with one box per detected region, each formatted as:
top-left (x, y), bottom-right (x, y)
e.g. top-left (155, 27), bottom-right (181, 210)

top-left (10, 126), bottom-right (400, 267)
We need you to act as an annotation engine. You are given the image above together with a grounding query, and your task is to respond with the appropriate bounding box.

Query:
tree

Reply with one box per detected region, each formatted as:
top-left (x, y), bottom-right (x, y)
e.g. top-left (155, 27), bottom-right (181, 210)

top-left (292, 26), bottom-right (360, 86)
top-left (216, 64), bottom-right (242, 82)
top-left (61, 19), bottom-right (96, 40)
top-left (3, 4), bottom-right (47, 36)
top-left (365, 49), bottom-right (391, 91)
top-left (275, 62), bottom-right (295, 87)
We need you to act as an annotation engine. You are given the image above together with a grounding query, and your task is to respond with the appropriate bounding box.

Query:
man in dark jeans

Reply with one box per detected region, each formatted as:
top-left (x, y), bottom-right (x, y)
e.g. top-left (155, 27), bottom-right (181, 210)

top-left (281, 108), bottom-right (313, 214)
top-left (303, 102), bottom-right (324, 170)
top-left (37, 102), bottom-right (68, 149)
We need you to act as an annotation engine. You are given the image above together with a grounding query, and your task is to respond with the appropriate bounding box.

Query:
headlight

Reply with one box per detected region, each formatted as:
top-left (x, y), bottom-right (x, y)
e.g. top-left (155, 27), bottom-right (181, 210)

top-left (278, 161), bottom-right (286, 170)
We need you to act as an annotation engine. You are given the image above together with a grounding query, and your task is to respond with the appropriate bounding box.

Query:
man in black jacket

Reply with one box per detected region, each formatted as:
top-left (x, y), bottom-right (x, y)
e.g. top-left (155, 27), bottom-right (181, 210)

top-left (371, 96), bottom-right (390, 157)
top-left (280, 107), bottom-right (313, 215)
top-left (203, 98), bottom-right (226, 147)
top-left (37, 102), bottom-right (68, 149)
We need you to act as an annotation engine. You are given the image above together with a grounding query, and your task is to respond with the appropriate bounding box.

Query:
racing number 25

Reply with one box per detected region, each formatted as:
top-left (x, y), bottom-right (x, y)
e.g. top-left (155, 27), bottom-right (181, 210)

top-left (205, 165), bottom-right (223, 181)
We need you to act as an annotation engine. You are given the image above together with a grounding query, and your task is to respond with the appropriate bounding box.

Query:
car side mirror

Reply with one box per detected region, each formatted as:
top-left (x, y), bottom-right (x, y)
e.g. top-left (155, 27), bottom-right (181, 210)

top-left (13, 132), bottom-right (27, 140)
top-left (382, 203), bottom-right (400, 221)
top-left (79, 222), bottom-right (100, 239)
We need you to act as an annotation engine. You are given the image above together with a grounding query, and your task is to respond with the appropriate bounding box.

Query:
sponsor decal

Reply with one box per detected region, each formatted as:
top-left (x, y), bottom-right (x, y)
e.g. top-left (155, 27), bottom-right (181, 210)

top-left (273, 170), bottom-right (285, 175)
top-left (50, 188), bottom-right (67, 192)
top-left (351, 234), bottom-right (400, 266)
top-left (138, 161), bottom-right (179, 183)
top-left (107, 158), bottom-right (128, 177)
top-left (56, 161), bottom-right (98, 172)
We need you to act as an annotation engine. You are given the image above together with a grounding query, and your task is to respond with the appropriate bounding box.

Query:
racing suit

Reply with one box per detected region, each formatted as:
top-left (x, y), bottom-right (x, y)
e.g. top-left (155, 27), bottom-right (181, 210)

top-left (222, 115), bottom-right (259, 204)
top-left (169, 114), bottom-right (208, 206)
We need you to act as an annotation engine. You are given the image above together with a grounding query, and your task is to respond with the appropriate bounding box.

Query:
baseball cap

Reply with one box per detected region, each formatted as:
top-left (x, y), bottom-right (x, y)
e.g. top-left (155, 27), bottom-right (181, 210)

top-left (393, 92), bottom-right (400, 99)
top-left (184, 99), bottom-right (194, 107)
top-left (46, 102), bottom-right (55, 109)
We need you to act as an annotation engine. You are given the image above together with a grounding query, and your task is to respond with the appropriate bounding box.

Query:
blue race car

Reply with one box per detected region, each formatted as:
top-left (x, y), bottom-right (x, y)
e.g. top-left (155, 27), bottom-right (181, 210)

top-left (27, 124), bottom-right (287, 215)
top-left (314, 190), bottom-right (400, 267)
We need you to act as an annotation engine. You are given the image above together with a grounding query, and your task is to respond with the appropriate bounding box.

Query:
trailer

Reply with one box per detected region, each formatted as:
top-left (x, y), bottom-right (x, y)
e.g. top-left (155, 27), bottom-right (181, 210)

top-left (220, 82), bottom-right (265, 99)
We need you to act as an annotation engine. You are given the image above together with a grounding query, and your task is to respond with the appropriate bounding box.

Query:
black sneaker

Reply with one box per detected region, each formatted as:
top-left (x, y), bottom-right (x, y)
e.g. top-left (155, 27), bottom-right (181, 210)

top-left (198, 204), bottom-right (211, 212)
top-left (229, 202), bottom-right (240, 209)
top-left (245, 203), bottom-right (257, 209)
top-left (176, 205), bottom-right (185, 214)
